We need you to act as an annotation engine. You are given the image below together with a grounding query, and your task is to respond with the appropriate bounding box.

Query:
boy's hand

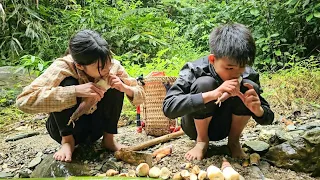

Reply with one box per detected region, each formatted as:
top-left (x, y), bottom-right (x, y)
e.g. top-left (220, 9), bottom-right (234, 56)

top-left (217, 79), bottom-right (241, 97)
top-left (75, 82), bottom-right (105, 101)
top-left (243, 83), bottom-right (264, 117)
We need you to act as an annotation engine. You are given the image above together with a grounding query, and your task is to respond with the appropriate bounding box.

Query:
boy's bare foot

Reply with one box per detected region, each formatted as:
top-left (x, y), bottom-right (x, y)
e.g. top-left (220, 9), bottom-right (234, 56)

top-left (228, 141), bottom-right (248, 159)
top-left (53, 135), bottom-right (75, 162)
top-left (185, 141), bottom-right (209, 161)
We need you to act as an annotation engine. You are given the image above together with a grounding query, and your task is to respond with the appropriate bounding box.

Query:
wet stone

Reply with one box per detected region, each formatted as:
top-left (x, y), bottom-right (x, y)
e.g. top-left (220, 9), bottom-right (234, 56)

top-left (265, 137), bottom-right (319, 175)
top-left (31, 155), bottom-right (91, 178)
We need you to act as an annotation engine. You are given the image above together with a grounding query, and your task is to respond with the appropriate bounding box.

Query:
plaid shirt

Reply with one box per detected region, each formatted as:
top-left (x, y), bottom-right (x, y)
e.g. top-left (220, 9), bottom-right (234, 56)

top-left (16, 55), bottom-right (145, 114)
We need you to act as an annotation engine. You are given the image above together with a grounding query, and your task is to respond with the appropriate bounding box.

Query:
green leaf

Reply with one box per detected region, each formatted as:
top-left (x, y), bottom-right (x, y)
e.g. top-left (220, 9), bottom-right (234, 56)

top-left (306, 13), bottom-right (313, 22)
top-left (250, 9), bottom-right (259, 16)
top-left (270, 33), bottom-right (280, 38)
top-left (262, 46), bottom-right (269, 52)
top-left (314, 10), bottom-right (320, 18)
top-left (129, 34), bottom-right (140, 42)
top-left (288, 9), bottom-right (295, 14)
top-left (277, 62), bottom-right (284, 67)
top-left (38, 63), bottom-right (44, 72)
top-left (275, 49), bottom-right (282, 56)
top-left (303, 0), bottom-right (310, 9)
top-left (31, 56), bottom-right (35, 63)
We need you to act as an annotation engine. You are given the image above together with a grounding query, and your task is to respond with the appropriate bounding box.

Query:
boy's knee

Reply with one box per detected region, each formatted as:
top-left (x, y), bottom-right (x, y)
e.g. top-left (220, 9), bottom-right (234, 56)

top-left (60, 77), bottom-right (79, 87)
top-left (190, 76), bottom-right (218, 94)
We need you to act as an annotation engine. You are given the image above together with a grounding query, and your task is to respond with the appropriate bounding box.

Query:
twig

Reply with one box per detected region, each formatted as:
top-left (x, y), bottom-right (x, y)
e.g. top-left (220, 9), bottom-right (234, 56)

top-left (5, 132), bottom-right (39, 142)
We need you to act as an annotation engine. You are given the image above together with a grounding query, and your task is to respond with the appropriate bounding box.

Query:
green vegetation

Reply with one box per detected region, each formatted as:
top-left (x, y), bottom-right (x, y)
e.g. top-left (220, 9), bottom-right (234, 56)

top-left (1, 0), bottom-right (319, 74)
top-left (0, 0), bottom-right (319, 124)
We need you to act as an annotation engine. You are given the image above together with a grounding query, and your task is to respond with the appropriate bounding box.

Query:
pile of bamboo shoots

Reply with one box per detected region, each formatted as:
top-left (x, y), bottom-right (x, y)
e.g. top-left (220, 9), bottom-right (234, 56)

top-left (97, 157), bottom-right (243, 180)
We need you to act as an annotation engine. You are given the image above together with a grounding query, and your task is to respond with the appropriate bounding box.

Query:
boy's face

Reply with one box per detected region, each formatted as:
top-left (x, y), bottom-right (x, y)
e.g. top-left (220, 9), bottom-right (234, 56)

top-left (76, 59), bottom-right (112, 79)
top-left (211, 56), bottom-right (245, 81)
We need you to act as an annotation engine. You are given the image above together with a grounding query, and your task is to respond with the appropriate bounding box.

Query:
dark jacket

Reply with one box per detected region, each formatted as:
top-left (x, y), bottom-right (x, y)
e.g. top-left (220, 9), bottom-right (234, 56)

top-left (163, 56), bottom-right (274, 125)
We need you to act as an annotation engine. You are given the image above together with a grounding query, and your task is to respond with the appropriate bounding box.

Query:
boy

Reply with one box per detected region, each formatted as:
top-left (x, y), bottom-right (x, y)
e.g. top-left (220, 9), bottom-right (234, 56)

top-left (163, 23), bottom-right (274, 161)
top-left (16, 30), bottom-right (145, 162)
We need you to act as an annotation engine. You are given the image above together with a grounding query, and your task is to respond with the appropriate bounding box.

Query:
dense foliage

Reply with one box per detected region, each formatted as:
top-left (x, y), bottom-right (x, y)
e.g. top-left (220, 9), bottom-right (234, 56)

top-left (0, 0), bottom-right (319, 75)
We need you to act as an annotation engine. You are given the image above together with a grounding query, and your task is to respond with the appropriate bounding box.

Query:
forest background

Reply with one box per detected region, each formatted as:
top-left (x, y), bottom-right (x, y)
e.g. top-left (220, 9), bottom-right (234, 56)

top-left (0, 0), bottom-right (319, 122)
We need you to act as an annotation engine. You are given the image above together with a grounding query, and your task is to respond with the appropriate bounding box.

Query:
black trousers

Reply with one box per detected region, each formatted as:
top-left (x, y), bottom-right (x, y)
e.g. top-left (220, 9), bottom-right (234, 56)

top-left (181, 76), bottom-right (260, 141)
top-left (46, 77), bottom-right (124, 145)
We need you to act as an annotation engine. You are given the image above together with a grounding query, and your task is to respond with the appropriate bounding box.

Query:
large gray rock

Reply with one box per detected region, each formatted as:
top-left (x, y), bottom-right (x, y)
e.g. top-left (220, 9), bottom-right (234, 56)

top-left (243, 140), bottom-right (269, 153)
top-left (265, 128), bottom-right (320, 177)
top-left (303, 127), bottom-right (320, 145)
top-left (274, 129), bottom-right (304, 143)
top-left (30, 155), bottom-right (91, 178)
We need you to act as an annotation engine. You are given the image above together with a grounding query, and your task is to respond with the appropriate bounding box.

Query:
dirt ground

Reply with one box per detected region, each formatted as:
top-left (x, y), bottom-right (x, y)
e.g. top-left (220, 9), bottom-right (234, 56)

top-left (0, 114), bottom-right (319, 180)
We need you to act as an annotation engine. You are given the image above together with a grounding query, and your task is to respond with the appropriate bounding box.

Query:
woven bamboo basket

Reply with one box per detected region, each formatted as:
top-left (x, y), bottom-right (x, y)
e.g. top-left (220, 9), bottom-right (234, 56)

top-left (141, 76), bottom-right (177, 136)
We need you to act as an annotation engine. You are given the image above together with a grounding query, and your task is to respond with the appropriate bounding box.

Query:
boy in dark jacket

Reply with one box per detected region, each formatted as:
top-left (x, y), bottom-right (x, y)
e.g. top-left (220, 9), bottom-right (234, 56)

top-left (163, 23), bottom-right (274, 161)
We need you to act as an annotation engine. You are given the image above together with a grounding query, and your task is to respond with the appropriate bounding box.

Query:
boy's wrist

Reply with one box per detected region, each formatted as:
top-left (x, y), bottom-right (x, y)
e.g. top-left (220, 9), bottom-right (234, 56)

top-left (202, 89), bottom-right (220, 104)
top-left (253, 106), bottom-right (264, 117)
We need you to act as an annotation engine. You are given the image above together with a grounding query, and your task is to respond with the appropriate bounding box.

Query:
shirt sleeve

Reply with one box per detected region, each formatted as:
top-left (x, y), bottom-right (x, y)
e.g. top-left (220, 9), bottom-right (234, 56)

top-left (163, 64), bottom-right (206, 119)
top-left (252, 94), bottom-right (275, 125)
top-left (117, 64), bottom-right (145, 106)
top-left (245, 71), bottom-right (275, 125)
top-left (15, 60), bottom-right (78, 114)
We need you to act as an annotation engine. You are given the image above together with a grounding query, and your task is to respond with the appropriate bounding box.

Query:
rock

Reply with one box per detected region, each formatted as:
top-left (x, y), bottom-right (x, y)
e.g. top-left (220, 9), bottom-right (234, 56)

top-left (0, 172), bottom-right (14, 178)
top-left (26, 169), bottom-right (32, 174)
top-left (259, 129), bottom-right (276, 142)
top-left (286, 124), bottom-right (296, 131)
top-left (31, 155), bottom-right (91, 178)
top-left (259, 161), bottom-right (270, 170)
top-left (302, 127), bottom-right (320, 145)
top-left (94, 164), bottom-right (103, 171)
top-left (14, 173), bottom-right (20, 178)
top-left (300, 116), bottom-right (308, 120)
top-left (265, 137), bottom-right (319, 175)
top-left (101, 160), bottom-right (120, 172)
top-left (18, 170), bottom-right (30, 178)
top-left (36, 152), bottom-right (43, 158)
top-left (274, 129), bottom-right (304, 143)
top-left (316, 111), bottom-right (320, 119)
top-left (297, 121), bottom-right (320, 130)
top-left (28, 156), bottom-right (42, 168)
top-left (243, 141), bottom-right (269, 153)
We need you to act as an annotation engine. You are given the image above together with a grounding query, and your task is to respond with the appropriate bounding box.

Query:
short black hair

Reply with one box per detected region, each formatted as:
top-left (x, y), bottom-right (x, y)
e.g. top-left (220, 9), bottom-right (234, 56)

top-left (209, 23), bottom-right (256, 67)
top-left (69, 29), bottom-right (112, 70)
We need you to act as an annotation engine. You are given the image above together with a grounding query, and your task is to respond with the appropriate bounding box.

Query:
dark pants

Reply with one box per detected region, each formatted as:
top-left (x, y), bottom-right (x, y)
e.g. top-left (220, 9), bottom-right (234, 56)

top-left (181, 76), bottom-right (260, 141)
top-left (46, 77), bottom-right (124, 145)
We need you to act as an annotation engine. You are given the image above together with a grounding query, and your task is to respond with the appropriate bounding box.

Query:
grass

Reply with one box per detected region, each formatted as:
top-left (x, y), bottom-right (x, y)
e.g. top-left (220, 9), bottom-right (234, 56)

top-left (260, 67), bottom-right (320, 114)
top-left (0, 105), bottom-right (34, 132)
